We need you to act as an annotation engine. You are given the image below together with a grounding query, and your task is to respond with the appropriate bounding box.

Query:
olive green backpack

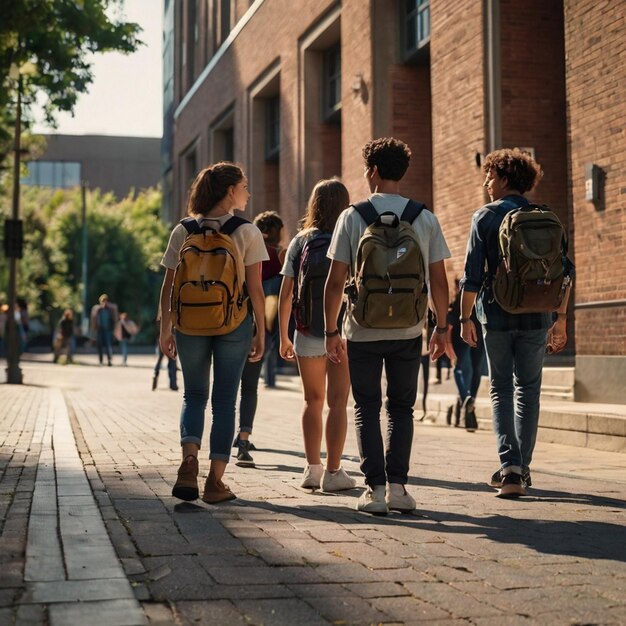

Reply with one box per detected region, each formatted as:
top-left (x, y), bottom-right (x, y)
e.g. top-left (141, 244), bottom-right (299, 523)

top-left (347, 200), bottom-right (428, 329)
top-left (492, 203), bottom-right (569, 314)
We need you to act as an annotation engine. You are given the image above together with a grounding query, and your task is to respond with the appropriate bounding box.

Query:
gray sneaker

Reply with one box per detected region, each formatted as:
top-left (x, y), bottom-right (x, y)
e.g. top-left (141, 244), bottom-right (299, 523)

top-left (386, 483), bottom-right (416, 513)
top-left (321, 467), bottom-right (357, 492)
top-left (356, 485), bottom-right (388, 515)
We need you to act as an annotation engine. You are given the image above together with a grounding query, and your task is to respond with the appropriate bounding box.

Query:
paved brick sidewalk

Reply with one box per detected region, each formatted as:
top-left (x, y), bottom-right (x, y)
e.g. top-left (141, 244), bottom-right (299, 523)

top-left (1, 356), bottom-right (625, 625)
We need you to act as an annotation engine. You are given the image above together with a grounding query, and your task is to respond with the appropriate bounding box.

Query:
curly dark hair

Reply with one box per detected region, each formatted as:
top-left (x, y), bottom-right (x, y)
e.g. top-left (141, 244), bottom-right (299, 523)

top-left (362, 137), bottom-right (411, 181)
top-left (482, 148), bottom-right (543, 193)
top-left (300, 179), bottom-right (350, 233)
top-left (253, 210), bottom-right (284, 246)
top-left (186, 162), bottom-right (244, 216)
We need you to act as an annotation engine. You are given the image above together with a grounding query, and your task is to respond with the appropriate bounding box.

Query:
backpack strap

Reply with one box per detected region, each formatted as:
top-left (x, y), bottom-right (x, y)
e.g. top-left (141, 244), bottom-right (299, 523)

top-left (400, 200), bottom-right (426, 224)
top-left (180, 217), bottom-right (201, 234)
top-left (220, 215), bottom-right (250, 236)
top-left (180, 215), bottom-right (250, 236)
top-left (351, 200), bottom-right (379, 227)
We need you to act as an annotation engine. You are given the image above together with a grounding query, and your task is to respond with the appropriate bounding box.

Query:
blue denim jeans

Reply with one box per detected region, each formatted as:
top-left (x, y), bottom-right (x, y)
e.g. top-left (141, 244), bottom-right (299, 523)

top-left (97, 330), bottom-right (113, 364)
top-left (483, 327), bottom-right (547, 471)
top-left (176, 316), bottom-right (253, 461)
top-left (347, 336), bottom-right (421, 487)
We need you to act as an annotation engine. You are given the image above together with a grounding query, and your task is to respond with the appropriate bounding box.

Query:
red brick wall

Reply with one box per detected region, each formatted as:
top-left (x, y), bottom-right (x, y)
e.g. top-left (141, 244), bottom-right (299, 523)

top-left (389, 64), bottom-right (433, 210)
top-left (430, 0), bottom-right (486, 285)
top-left (564, 0), bottom-right (626, 356)
top-left (500, 1), bottom-right (568, 224)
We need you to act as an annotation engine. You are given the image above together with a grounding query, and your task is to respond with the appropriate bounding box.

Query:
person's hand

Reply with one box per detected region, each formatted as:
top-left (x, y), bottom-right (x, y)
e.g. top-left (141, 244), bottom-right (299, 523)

top-left (546, 316), bottom-right (567, 354)
top-left (279, 338), bottom-right (296, 361)
top-left (325, 334), bottom-right (346, 364)
top-left (429, 326), bottom-right (456, 362)
top-left (460, 319), bottom-right (478, 348)
top-left (159, 329), bottom-right (177, 360)
top-left (248, 331), bottom-right (265, 362)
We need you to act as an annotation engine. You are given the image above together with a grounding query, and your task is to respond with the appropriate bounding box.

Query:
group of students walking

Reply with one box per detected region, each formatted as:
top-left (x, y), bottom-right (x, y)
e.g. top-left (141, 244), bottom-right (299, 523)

top-left (158, 138), bottom-right (573, 514)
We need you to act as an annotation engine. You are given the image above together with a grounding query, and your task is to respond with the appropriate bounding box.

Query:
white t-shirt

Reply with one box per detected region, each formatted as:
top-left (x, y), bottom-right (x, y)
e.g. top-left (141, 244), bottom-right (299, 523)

top-left (327, 193), bottom-right (451, 342)
top-left (161, 213), bottom-right (269, 279)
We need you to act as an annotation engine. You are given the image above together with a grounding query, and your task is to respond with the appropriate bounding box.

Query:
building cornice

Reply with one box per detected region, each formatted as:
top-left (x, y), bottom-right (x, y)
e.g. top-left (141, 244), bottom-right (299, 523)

top-left (174, 0), bottom-right (267, 120)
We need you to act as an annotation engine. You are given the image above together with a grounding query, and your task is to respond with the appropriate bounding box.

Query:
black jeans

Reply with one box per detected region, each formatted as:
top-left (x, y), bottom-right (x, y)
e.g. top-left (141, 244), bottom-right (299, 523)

top-left (347, 335), bottom-right (421, 487)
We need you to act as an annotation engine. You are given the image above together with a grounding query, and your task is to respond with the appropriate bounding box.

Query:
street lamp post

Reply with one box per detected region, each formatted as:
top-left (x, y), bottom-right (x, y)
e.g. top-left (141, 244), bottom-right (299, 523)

top-left (81, 180), bottom-right (89, 336)
top-left (5, 73), bottom-right (24, 384)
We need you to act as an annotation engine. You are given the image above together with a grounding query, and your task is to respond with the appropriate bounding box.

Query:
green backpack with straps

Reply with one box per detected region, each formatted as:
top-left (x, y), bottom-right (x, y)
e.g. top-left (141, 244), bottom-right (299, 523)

top-left (347, 200), bottom-right (428, 329)
top-left (492, 203), bottom-right (570, 314)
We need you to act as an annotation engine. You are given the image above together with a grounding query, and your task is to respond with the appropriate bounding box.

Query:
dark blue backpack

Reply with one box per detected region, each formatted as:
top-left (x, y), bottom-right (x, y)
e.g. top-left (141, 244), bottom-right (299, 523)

top-left (293, 232), bottom-right (332, 337)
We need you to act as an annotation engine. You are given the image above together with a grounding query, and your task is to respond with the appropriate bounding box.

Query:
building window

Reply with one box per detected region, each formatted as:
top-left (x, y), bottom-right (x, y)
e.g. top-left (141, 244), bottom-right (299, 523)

top-left (404, 0), bottom-right (430, 58)
top-left (220, 0), bottom-right (232, 46)
top-left (22, 161), bottom-right (81, 188)
top-left (222, 127), bottom-right (234, 162)
top-left (265, 96), bottom-right (280, 161)
top-left (323, 43), bottom-right (341, 122)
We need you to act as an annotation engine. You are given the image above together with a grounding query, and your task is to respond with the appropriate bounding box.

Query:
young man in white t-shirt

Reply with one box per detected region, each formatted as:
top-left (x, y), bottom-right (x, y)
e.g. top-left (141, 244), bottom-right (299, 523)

top-left (324, 137), bottom-right (454, 515)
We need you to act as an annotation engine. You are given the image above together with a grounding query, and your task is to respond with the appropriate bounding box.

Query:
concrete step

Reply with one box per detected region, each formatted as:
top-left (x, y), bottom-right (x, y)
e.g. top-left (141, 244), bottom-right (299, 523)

top-left (423, 393), bottom-right (626, 454)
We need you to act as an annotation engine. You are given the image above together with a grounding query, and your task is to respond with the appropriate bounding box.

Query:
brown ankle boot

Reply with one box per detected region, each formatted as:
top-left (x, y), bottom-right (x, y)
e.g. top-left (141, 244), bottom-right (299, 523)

top-left (202, 471), bottom-right (236, 503)
top-left (172, 455), bottom-right (199, 501)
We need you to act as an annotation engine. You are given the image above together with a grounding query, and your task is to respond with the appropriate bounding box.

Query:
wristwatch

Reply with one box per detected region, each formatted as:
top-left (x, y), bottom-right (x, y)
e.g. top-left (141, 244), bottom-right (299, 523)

top-left (459, 317), bottom-right (471, 323)
top-left (435, 325), bottom-right (447, 335)
top-left (324, 328), bottom-right (340, 337)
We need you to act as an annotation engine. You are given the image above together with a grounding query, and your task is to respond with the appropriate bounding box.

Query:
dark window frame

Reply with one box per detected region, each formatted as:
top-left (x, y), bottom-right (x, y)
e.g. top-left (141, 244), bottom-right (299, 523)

top-left (323, 43), bottom-right (341, 123)
top-left (265, 96), bottom-right (280, 161)
top-left (402, 0), bottom-right (430, 62)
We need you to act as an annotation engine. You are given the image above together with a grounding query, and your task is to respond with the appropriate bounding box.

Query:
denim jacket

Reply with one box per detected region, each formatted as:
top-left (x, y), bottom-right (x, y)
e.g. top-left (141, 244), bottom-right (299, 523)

top-left (460, 195), bottom-right (564, 332)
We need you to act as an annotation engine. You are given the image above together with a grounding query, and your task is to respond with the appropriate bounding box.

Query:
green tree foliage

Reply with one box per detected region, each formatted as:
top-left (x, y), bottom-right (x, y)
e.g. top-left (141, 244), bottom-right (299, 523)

top-left (0, 0), bottom-right (141, 161)
top-left (0, 185), bottom-right (169, 343)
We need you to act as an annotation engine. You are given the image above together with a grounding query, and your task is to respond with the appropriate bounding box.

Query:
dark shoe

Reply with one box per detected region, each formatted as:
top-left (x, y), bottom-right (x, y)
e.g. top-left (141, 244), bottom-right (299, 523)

top-left (235, 441), bottom-right (255, 467)
top-left (454, 398), bottom-right (462, 427)
top-left (152, 375), bottom-right (158, 391)
top-left (463, 397), bottom-right (477, 432)
top-left (170, 385), bottom-right (179, 391)
top-left (490, 468), bottom-right (532, 488)
top-left (202, 471), bottom-right (236, 503)
top-left (232, 435), bottom-right (257, 451)
top-left (172, 455), bottom-right (199, 501)
top-left (497, 472), bottom-right (527, 498)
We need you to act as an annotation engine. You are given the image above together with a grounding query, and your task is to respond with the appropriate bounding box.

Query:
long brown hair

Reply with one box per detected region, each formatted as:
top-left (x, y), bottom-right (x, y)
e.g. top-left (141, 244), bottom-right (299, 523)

top-left (300, 179), bottom-right (350, 233)
top-left (186, 162), bottom-right (244, 216)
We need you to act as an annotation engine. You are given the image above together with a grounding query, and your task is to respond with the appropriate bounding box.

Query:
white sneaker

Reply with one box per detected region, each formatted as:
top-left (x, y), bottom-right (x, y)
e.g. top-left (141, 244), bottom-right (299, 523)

top-left (356, 485), bottom-right (388, 515)
top-left (386, 483), bottom-right (416, 513)
top-left (321, 467), bottom-right (357, 492)
top-left (300, 464), bottom-right (323, 489)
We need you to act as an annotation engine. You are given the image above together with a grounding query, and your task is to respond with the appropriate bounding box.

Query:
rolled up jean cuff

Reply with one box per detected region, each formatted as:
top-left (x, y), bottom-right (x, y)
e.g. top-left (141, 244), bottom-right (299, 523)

top-left (209, 452), bottom-right (230, 462)
top-left (181, 436), bottom-right (202, 447)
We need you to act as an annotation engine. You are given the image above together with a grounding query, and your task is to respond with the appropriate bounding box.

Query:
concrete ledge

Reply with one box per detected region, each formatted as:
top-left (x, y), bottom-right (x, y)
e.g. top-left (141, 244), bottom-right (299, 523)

top-left (575, 355), bottom-right (626, 404)
top-left (426, 394), bottom-right (626, 454)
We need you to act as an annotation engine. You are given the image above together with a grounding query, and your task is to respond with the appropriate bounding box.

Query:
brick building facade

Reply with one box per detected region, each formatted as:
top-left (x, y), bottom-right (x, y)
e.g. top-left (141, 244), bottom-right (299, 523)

top-left (164, 0), bottom-right (625, 404)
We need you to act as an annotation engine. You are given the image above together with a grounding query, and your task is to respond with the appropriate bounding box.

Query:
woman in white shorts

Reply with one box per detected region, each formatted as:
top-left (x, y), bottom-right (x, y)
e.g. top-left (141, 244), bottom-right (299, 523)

top-left (278, 179), bottom-right (355, 492)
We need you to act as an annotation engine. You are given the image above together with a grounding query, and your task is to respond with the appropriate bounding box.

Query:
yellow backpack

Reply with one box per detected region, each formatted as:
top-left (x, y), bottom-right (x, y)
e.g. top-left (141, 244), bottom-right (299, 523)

top-left (171, 216), bottom-right (249, 335)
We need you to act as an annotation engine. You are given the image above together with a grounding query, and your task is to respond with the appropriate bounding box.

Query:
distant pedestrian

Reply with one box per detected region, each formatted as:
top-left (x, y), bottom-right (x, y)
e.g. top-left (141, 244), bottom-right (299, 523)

top-left (53, 309), bottom-right (75, 364)
top-left (159, 162), bottom-right (267, 504)
top-left (324, 138), bottom-right (454, 515)
top-left (90, 294), bottom-right (119, 366)
top-left (448, 284), bottom-right (485, 431)
top-left (233, 210), bottom-right (286, 468)
top-left (152, 315), bottom-right (178, 391)
top-left (0, 303), bottom-right (7, 358)
top-left (278, 179), bottom-right (355, 492)
top-left (460, 148), bottom-right (573, 497)
top-left (115, 312), bottom-right (139, 366)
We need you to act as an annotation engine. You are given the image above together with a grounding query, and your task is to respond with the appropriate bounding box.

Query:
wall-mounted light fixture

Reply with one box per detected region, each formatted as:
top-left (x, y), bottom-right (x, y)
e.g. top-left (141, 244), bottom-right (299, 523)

top-left (351, 73), bottom-right (368, 104)
top-left (585, 163), bottom-right (602, 204)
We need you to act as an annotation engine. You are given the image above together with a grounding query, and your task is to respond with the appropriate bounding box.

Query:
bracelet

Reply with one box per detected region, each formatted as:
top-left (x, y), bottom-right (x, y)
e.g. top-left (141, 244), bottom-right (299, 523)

top-left (459, 317), bottom-right (471, 324)
top-left (435, 325), bottom-right (447, 335)
top-left (324, 328), bottom-right (340, 337)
